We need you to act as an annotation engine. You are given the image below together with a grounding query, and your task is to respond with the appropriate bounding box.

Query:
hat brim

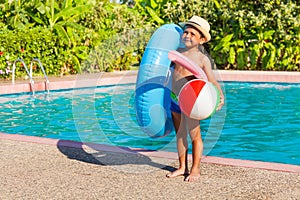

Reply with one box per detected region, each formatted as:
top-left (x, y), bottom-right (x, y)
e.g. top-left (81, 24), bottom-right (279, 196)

top-left (179, 22), bottom-right (211, 43)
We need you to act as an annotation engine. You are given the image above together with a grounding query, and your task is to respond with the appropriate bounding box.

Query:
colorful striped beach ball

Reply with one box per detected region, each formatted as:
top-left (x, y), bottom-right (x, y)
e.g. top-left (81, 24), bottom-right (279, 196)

top-left (178, 79), bottom-right (220, 120)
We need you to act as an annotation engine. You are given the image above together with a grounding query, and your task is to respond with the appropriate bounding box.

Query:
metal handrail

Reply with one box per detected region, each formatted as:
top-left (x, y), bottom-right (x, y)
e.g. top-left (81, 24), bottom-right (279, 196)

top-left (30, 58), bottom-right (50, 94)
top-left (12, 58), bottom-right (35, 95)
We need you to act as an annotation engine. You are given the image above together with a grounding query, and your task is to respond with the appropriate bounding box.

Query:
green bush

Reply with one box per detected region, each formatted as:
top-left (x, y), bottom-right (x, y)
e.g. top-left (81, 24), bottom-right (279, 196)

top-left (0, 0), bottom-right (299, 80)
top-left (159, 0), bottom-right (300, 71)
top-left (80, 1), bottom-right (153, 72)
top-left (82, 27), bottom-right (153, 72)
top-left (0, 27), bottom-right (62, 80)
top-left (0, 0), bottom-right (94, 79)
top-left (211, 1), bottom-right (299, 71)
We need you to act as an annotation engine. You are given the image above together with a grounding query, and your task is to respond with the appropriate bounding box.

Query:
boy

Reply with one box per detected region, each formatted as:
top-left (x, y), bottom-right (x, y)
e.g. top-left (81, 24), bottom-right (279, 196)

top-left (167, 16), bottom-right (224, 182)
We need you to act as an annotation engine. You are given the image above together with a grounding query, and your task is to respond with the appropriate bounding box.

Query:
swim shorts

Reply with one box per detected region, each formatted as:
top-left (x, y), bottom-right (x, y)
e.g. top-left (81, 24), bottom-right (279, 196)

top-left (170, 92), bottom-right (181, 113)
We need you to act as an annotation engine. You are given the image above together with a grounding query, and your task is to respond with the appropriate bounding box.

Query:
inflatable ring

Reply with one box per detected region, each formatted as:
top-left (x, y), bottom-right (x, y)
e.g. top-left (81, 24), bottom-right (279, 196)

top-left (134, 24), bottom-right (182, 138)
top-left (134, 24), bottom-right (211, 137)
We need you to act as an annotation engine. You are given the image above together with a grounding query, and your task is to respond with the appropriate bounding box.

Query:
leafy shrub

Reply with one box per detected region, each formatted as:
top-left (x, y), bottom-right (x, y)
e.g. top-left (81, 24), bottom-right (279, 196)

top-left (162, 0), bottom-right (300, 71)
top-left (0, 0), bottom-right (299, 80)
top-left (0, 27), bottom-right (62, 79)
top-left (80, 1), bottom-right (153, 72)
top-left (0, 0), bottom-right (94, 79)
top-left (82, 27), bottom-right (154, 72)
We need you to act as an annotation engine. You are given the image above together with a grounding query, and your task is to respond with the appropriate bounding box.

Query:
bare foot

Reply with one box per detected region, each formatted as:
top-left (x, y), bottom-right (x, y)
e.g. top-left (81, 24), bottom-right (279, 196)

top-left (184, 170), bottom-right (200, 182)
top-left (166, 168), bottom-right (188, 178)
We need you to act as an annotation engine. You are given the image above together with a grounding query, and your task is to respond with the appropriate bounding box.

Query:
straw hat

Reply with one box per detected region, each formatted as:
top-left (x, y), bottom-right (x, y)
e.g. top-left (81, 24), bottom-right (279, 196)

top-left (179, 16), bottom-right (211, 42)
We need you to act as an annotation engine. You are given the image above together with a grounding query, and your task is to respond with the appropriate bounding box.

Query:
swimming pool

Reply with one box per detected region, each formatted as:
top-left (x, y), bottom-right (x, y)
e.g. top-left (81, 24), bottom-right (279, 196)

top-left (0, 82), bottom-right (299, 165)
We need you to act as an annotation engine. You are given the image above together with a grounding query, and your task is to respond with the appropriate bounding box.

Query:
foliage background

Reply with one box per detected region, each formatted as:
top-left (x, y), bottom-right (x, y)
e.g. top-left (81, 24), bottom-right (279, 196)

top-left (0, 0), bottom-right (299, 79)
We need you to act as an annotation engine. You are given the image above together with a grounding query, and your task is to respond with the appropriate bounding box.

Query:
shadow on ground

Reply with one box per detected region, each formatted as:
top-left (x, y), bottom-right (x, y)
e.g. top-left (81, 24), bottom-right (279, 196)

top-left (57, 140), bottom-right (177, 174)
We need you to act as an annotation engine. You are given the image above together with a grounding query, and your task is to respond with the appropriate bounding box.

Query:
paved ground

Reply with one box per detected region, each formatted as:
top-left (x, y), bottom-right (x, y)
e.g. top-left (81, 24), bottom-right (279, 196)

top-left (0, 139), bottom-right (299, 200)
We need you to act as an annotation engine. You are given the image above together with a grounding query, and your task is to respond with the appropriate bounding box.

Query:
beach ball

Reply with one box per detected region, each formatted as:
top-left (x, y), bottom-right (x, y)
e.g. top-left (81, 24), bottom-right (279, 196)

top-left (178, 79), bottom-right (220, 120)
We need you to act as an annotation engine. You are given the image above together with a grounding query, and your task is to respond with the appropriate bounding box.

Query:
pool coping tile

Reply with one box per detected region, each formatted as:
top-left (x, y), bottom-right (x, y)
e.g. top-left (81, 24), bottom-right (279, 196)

top-left (1, 70), bottom-right (300, 95)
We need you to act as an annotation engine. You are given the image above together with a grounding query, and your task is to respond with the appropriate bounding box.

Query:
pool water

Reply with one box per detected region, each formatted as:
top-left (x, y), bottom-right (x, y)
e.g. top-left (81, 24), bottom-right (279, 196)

top-left (0, 82), bottom-right (299, 165)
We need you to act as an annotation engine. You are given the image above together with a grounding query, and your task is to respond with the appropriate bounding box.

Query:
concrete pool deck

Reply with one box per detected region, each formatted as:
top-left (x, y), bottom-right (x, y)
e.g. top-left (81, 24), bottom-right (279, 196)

top-left (0, 70), bottom-right (300, 199)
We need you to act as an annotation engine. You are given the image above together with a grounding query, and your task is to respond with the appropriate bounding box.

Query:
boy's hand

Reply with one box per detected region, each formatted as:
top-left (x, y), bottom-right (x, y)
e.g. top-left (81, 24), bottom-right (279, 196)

top-left (216, 95), bottom-right (224, 111)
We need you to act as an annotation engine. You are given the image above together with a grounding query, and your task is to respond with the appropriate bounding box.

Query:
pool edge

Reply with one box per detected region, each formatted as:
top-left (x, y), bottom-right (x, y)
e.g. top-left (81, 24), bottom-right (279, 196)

top-left (1, 132), bottom-right (299, 174)
top-left (1, 70), bottom-right (300, 173)
top-left (1, 70), bottom-right (300, 95)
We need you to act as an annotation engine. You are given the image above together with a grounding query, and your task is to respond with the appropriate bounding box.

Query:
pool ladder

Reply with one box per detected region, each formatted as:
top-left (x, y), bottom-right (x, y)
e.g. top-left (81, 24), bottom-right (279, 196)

top-left (12, 58), bottom-right (50, 95)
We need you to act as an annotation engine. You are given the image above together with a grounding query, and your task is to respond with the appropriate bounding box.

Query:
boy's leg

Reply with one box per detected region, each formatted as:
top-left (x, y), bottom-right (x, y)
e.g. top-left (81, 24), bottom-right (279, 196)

top-left (185, 118), bottom-right (203, 182)
top-left (166, 112), bottom-right (189, 178)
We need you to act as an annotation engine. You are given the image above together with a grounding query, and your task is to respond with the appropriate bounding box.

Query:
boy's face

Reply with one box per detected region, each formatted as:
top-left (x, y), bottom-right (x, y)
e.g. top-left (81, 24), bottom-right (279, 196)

top-left (181, 25), bottom-right (206, 48)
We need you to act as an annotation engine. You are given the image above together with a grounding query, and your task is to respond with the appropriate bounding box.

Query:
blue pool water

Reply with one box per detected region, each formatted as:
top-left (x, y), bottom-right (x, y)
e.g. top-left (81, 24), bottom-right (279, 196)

top-left (0, 82), bottom-right (299, 165)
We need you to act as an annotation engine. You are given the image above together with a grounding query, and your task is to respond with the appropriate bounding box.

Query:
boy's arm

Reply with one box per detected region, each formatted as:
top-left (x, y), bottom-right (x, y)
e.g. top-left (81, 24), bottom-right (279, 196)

top-left (202, 57), bottom-right (224, 111)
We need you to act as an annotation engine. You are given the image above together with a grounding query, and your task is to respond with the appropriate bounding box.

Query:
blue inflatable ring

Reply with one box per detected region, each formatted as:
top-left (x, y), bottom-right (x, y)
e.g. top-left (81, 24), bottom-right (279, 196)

top-left (134, 24), bottom-right (183, 138)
